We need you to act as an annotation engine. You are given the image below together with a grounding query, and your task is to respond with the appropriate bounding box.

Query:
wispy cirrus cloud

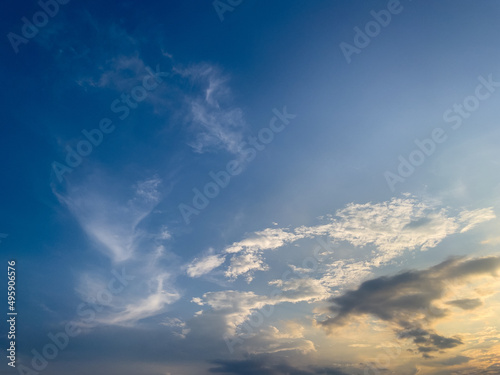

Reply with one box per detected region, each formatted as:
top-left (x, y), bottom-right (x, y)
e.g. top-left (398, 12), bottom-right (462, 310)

top-left (101, 272), bottom-right (180, 325)
top-left (55, 172), bottom-right (181, 326)
top-left (52, 18), bottom-right (247, 159)
top-left (55, 174), bottom-right (163, 262)
top-left (176, 64), bottom-right (247, 156)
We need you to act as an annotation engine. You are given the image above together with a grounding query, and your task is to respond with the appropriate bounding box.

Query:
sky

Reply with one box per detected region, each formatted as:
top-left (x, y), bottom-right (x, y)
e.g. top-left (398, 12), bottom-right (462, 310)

top-left (1, 0), bottom-right (500, 374)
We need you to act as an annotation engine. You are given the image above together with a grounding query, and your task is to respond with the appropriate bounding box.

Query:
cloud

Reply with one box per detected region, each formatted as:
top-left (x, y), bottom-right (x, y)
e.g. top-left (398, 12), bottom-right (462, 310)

top-left (458, 208), bottom-right (496, 233)
top-left (64, 25), bottom-right (176, 115)
top-left (177, 64), bottom-right (247, 156)
top-left (317, 256), bottom-right (500, 357)
top-left (436, 355), bottom-right (471, 366)
top-left (157, 225), bottom-right (172, 240)
top-left (270, 278), bottom-right (330, 303)
top-left (55, 174), bottom-right (163, 262)
top-left (133, 176), bottom-right (162, 203)
top-left (445, 298), bottom-right (483, 310)
top-left (56, 22), bottom-right (246, 157)
top-left (193, 278), bottom-right (329, 338)
top-left (55, 173), bottom-right (181, 326)
top-left (100, 272), bottom-right (180, 325)
top-left (318, 259), bottom-right (374, 290)
top-left (216, 196), bottom-right (495, 281)
top-left (187, 253), bottom-right (227, 278)
top-left (225, 252), bottom-right (269, 282)
top-left (192, 290), bottom-right (270, 335)
top-left (161, 317), bottom-right (191, 339)
top-left (188, 101), bottom-right (246, 154)
top-left (481, 235), bottom-right (500, 245)
top-left (295, 199), bottom-right (494, 259)
top-left (80, 53), bottom-right (151, 90)
top-left (209, 355), bottom-right (349, 375)
top-left (223, 228), bottom-right (300, 281)
top-left (241, 323), bottom-right (316, 355)
top-left (225, 228), bottom-right (300, 254)
top-left (348, 343), bottom-right (370, 348)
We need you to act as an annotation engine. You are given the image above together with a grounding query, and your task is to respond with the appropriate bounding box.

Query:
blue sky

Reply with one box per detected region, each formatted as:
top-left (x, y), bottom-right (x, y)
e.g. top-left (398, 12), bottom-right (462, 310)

top-left (1, 1), bottom-right (500, 374)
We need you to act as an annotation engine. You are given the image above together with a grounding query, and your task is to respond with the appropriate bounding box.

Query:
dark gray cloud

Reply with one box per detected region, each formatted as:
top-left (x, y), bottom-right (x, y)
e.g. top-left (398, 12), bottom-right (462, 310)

top-left (445, 298), bottom-right (483, 310)
top-left (318, 256), bottom-right (500, 357)
top-left (209, 355), bottom-right (350, 375)
top-left (436, 355), bottom-right (471, 366)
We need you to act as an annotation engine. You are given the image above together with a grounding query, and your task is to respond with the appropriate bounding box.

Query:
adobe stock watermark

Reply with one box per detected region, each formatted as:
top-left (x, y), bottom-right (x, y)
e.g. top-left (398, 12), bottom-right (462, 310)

top-left (339, 0), bottom-right (404, 64)
top-left (16, 268), bottom-right (134, 375)
top-left (213, 0), bottom-right (243, 22)
top-left (224, 237), bottom-right (337, 354)
top-left (178, 106), bottom-right (296, 224)
top-left (52, 65), bottom-right (169, 183)
top-left (7, 0), bottom-right (71, 54)
top-left (384, 74), bottom-right (500, 192)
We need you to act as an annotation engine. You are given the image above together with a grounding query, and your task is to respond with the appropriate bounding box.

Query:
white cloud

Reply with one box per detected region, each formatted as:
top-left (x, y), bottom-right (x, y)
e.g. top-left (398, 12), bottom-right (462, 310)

top-left (225, 252), bottom-right (269, 282)
top-left (187, 254), bottom-right (226, 278)
top-left (296, 198), bottom-right (463, 254)
top-left (317, 259), bottom-right (374, 291)
top-left (270, 277), bottom-right (330, 303)
top-left (222, 228), bottom-right (301, 281)
top-left (192, 290), bottom-right (270, 335)
top-left (225, 228), bottom-right (299, 254)
top-left (158, 226), bottom-right (172, 240)
top-left (217, 196), bottom-right (495, 281)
